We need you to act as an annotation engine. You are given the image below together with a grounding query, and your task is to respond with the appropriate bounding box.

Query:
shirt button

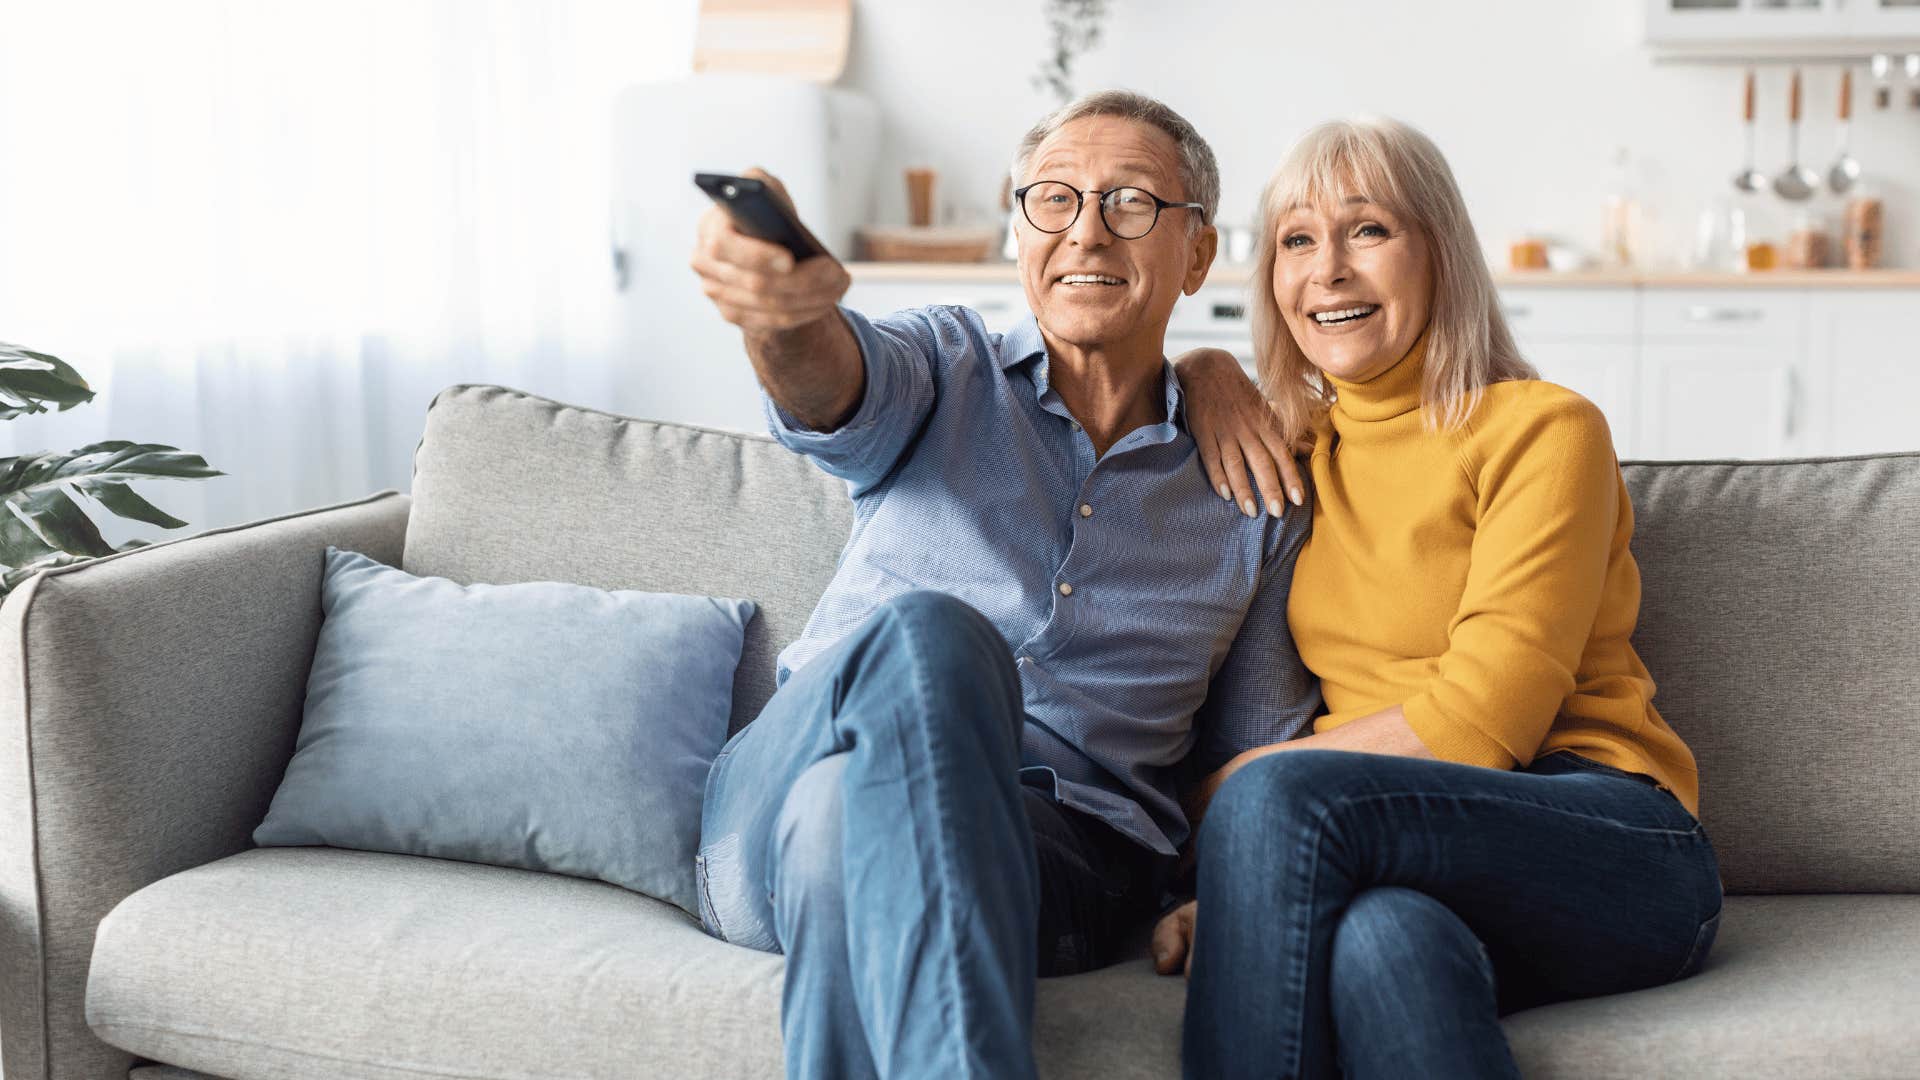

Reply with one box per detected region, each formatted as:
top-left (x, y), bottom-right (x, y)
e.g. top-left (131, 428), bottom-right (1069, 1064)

top-left (1057, 582), bottom-right (1073, 597)
top-left (1078, 503), bottom-right (1093, 518)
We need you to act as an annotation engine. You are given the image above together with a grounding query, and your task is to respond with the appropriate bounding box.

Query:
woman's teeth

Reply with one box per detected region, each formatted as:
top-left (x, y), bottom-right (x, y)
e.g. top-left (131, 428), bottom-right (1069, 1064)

top-left (1313, 305), bottom-right (1379, 325)
top-left (1060, 274), bottom-right (1125, 286)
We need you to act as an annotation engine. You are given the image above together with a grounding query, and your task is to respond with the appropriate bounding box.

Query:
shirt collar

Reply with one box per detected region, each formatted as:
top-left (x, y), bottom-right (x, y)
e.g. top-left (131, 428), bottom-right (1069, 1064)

top-left (999, 314), bottom-right (1189, 435)
top-left (998, 314), bottom-right (1048, 372)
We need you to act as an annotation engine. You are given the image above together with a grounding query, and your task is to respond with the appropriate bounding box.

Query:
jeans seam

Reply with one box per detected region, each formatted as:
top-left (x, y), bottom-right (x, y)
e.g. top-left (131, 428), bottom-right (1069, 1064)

top-left (896, 607), bottom-right (979, 1079)
top-left (1333, 785), bottom-right (1704, 839)
top-left (694, 853), bottom-right (722, 941)
top-left (1670, 906), bottom-right (1724, 982)
top-left (1281, 792), bottom-right (1329, 1077)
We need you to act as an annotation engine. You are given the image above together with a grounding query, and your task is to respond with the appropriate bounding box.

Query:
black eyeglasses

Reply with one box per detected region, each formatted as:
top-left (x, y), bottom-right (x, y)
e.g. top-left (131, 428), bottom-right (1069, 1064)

top-left (1013, 181), bottom-right (1204, 240)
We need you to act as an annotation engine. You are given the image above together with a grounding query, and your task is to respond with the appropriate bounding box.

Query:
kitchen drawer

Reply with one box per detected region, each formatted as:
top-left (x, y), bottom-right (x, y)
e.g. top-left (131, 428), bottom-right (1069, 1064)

top-left (1497, 287), bottom-right (1637, 341)
top-left (842, 281), bottom-right (1027, 335)
top-left (1640, 289), bottom-right (1806, 342)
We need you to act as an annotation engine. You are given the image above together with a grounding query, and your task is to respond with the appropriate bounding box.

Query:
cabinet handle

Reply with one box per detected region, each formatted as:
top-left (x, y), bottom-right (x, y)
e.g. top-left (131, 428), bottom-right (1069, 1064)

top-left (1685, 305), bottom-right (1765, 323)
top-left (1503, 304), bottom-right (1531, 320)
top-left (1210, 303), bottom-right (1247, 320)
top-left (1784, 367), bottom-right (1801, 442)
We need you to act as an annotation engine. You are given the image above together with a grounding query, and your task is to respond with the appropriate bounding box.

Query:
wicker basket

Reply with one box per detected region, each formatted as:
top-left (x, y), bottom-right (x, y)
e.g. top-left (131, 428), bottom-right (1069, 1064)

top-left (856, 226), bottom-right (1001, 263)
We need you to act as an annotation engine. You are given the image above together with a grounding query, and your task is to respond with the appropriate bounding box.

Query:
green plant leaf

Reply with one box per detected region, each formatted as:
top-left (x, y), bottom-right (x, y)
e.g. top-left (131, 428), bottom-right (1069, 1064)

top-left (3, 443), bottom-right (221, 509)
top-left (8, 485), bottom-right (114, 558)
top-left (86, 480), bottom-right (189, 529)
top-left (0, 443), bottom-right (218, 555)
top-left (0, 504), bottom-right (62, 566)
top-left (0, 343), bottom-right (94, 419)
top-left (45, 441), bottom-right (223, 483)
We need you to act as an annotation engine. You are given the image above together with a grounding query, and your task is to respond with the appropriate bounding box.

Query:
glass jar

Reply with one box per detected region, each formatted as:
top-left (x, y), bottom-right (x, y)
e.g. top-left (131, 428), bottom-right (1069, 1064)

top-left (1784, 211), bottom-right (1833, 269)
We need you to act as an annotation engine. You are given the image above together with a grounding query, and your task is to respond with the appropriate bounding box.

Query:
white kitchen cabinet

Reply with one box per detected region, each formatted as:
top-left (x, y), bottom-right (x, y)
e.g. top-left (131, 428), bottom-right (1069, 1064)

top-left (1636, 289), bottom-right (1809, 459)
top-left (1637, 342), bottom-right (1809, 458)
top-left (1804, 292), bottom-right (1920, 454)
top-left (1644, 0), bottom-right (1920, 59)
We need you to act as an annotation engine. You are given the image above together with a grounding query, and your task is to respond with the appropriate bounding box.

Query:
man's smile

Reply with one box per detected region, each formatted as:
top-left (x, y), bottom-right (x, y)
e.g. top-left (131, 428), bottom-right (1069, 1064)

top-left (1055, 272), bottom-right (1128, 287)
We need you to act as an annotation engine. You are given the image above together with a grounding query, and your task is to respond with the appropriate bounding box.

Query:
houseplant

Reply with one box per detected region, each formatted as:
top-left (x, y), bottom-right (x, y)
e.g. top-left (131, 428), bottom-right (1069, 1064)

top-left (1033, 0), bottom-right (1108, 104)
top-left (0, 342), bottom-right (222, 595)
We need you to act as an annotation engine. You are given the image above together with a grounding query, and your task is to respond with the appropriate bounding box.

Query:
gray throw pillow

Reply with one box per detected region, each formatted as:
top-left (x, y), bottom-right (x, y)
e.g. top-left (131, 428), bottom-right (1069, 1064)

top-left (253, 546), bottom-right (755, 915)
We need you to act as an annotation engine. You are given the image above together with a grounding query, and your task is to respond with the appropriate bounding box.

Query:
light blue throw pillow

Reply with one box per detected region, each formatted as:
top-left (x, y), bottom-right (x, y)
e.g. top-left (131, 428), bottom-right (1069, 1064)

top-left (253, 546), bottom-right (755, 915)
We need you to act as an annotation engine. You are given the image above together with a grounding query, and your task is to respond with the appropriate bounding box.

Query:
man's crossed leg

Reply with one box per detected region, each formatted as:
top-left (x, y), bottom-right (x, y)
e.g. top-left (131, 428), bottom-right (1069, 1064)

top-left (698, 591), bottom-right (1162, 1079)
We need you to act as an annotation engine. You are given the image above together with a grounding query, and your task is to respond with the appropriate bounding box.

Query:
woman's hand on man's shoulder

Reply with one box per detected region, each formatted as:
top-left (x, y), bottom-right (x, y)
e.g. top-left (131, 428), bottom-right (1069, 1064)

top-left (1171, 347), bottom-right (1309, 519)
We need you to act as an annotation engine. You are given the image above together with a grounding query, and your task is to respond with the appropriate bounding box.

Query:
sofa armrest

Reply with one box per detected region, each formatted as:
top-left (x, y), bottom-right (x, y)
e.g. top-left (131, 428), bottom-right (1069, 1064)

top-left (0, 490), bottom-right (410, 1080)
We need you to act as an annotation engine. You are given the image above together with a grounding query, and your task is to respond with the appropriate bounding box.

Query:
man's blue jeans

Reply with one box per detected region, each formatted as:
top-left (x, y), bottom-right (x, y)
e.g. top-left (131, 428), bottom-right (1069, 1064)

top-left (697, 591), bottom-right (1162, 1080)
top-left (1183, 748), bottom-right (1725, 1079)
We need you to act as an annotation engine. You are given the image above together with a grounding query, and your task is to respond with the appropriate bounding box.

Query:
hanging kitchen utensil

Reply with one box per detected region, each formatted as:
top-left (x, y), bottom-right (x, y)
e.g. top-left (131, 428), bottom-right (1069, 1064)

top-left (1773, 69), bottom-right (1818, 201)
top-left (1830, 67), bottom-right (1861, 194)
top-left (1735, 70), bottom-right (1767, 193)
top-left (1871, 53), bottom-right (1892, 110)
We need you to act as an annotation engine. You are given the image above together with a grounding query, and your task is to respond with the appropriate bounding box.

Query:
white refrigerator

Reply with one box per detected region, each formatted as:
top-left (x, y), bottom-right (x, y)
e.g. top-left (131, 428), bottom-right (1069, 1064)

top-left (609, 74), bottom-right (879, 432)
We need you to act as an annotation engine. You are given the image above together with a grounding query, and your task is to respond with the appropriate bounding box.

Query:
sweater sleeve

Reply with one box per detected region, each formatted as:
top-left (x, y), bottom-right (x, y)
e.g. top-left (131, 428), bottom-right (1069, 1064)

top-left (1401, 390), bottom-right (1619, 769)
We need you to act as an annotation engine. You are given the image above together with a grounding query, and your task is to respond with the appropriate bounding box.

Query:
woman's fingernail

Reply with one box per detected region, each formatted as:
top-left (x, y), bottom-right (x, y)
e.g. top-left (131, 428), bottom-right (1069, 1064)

top-left (1289, 487), bottom-right (1303, 506)
top-left (1217, 484), bottom-right (1230, 500)
top-left (1241, 499), bottom-right (1256, 518)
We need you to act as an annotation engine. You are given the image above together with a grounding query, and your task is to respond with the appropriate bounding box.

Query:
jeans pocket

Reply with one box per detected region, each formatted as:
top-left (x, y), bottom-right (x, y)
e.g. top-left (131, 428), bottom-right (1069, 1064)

top-left (1671, 907), bottom-right (1723, 982)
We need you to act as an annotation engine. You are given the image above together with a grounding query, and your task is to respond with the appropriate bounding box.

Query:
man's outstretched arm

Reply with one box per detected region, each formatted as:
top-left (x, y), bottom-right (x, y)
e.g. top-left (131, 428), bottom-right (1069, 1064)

top-left (688, 168), bottom-right (862, 432)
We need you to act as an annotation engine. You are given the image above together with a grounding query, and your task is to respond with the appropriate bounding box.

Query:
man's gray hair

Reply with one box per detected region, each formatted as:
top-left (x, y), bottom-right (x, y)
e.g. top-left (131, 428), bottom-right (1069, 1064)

top-left (1010, 89), bottom-right (1220, 229)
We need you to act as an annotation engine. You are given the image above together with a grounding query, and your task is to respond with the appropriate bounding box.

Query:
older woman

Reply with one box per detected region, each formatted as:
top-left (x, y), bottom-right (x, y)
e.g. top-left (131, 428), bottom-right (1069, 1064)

top-left (1151, 117), bottom-right (1723, 1079)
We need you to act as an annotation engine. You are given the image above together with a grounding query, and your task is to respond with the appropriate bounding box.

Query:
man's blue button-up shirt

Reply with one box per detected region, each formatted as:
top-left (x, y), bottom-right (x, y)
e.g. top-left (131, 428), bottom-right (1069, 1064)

top-left (766, 304), bottom-right (1321, 855)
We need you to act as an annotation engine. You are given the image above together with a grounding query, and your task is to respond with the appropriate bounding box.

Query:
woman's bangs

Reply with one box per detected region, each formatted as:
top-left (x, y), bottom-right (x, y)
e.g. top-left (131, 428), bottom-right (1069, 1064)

top-left (1267, 125), bottom-right (1412, 227)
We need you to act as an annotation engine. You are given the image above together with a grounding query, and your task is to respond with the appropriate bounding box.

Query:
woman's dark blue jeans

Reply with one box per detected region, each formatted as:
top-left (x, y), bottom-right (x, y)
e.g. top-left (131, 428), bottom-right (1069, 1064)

top-left (1183, 748), bottom-right (1723, 1080)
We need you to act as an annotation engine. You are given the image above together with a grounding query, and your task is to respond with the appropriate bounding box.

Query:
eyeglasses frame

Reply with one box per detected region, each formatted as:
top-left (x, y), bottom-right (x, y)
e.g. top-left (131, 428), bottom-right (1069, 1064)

top-left (1011, 181), bottom-right (1206, 240)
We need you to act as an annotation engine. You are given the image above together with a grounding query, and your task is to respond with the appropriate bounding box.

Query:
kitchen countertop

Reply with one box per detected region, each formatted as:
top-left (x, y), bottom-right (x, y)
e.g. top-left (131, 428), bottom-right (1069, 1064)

top-left (847, 262), bottom-right (1920, 288)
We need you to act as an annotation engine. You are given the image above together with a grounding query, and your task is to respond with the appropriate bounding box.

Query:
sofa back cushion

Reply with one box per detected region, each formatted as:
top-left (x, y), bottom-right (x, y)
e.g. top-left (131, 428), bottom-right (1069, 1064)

top-left (405, 385), bottom-right (849, 735)
top-left (1625, 453), bottom-right (1920, 894)
top-left (406, 385), bottom-right (1920, 895)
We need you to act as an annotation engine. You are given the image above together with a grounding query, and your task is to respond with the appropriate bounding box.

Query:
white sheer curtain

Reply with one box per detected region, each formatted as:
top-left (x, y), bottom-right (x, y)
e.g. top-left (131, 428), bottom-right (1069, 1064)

top-left (0, 0), bottom-right (693, 540)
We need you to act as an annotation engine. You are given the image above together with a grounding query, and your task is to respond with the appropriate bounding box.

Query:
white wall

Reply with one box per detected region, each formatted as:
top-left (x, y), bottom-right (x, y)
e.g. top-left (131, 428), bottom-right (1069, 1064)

top-left (838, 0), bottom-right (1919, 270)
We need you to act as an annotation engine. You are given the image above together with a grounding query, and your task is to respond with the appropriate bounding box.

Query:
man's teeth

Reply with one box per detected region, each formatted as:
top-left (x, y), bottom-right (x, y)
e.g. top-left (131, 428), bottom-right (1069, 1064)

top-left (1313, 305), bottom-right (1379, 325)
top-left (1060, 274), bottom-right (1124, 285)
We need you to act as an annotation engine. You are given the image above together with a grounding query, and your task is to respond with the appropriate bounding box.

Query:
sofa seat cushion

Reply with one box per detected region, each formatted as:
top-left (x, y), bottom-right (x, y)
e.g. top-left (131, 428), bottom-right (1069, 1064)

top-left (1503, 894), bottom-right (1920, 1078)
top-left (86, 847), bottom-right (1185, 1080)
top-left (88, 849), bottom-right (1920, 1079)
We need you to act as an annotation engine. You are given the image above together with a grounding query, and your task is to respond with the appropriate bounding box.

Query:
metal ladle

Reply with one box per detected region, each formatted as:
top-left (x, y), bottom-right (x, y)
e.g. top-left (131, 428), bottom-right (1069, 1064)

top-left (1830, 67), bottom-right (1861, 194)
top-left (1734, 70), bottom-right (1767, 193)
top-left (1773, 69), bottom-right (1819, 201)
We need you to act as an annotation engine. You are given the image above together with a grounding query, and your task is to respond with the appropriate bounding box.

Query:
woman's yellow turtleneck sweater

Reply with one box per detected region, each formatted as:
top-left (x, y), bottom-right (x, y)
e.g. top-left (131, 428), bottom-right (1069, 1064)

top-left (1289, 336), bottom-right (1701, 817)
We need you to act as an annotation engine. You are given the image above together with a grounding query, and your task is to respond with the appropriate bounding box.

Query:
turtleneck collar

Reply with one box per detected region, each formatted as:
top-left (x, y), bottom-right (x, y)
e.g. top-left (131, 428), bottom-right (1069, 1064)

top-left (1327, 329), bottom-right (1430, 425)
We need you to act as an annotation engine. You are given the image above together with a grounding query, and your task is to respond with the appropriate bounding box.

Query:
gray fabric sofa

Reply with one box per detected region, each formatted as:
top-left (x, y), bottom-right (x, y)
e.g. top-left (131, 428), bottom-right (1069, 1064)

top-left (2, 381), bottom-right (1917, 1080)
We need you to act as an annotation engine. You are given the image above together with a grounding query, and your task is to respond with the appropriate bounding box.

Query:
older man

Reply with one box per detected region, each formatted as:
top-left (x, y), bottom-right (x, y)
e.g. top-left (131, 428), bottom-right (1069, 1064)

top-left (687, 90), bottom-right (1318, 1079)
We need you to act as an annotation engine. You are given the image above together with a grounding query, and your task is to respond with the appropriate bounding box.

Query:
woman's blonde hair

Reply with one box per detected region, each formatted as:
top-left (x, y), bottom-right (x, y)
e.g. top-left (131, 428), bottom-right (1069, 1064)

top-left (1249, 117), bottom-right (1535, 441)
